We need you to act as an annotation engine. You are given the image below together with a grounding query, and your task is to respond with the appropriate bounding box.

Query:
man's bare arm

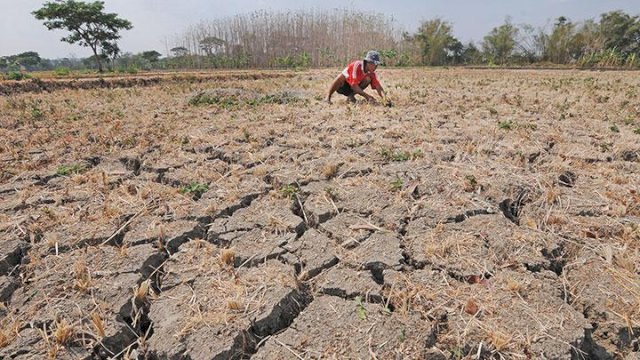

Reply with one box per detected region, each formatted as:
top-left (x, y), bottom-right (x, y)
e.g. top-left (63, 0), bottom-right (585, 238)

top-left (351, 84), bottom-right (376, 102)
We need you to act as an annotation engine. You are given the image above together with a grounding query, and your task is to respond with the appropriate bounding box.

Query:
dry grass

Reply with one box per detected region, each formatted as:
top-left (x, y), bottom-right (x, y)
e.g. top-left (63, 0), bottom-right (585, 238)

top-left (90, 312), bottom-right (106, 338)
top-left (72, 260), bottom-right (92, 293)
top-left (134, 279), bottom-right (152, 301)
top-left (219, 248), bottom-right (236, 266)
top-left (2, 68), bottom-right (640, 357)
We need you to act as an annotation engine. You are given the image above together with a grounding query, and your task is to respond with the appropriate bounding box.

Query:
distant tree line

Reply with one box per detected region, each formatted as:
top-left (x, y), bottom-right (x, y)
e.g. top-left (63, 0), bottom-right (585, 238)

top-left (165, 9), bottom-right (640, 69)
top-left (3, 7), bottom-right (640, 76)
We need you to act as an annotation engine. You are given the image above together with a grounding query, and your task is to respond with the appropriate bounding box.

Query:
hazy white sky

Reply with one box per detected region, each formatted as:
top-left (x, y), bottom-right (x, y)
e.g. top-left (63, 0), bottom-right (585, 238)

top-left (1, 0), bottom-right (639, 58)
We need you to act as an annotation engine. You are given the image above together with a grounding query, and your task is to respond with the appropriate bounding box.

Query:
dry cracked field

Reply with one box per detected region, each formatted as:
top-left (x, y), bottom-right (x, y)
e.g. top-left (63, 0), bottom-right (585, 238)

top-left (1, 68), bottom-right (639, 359)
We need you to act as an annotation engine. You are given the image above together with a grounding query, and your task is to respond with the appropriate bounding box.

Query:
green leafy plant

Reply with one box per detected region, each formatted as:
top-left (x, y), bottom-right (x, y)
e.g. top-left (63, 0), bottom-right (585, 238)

top-left (380, 148), bottom-right (411, 162)
top-left (324, 187), bottom-right (338, 201)
top-left (180, 182), bottom-right (209, 199)
top-left (54, 67), bottom-right (70, 76)
top-left (634, 128), bottom-right (640, 135)
top-left (390, 177), bottom-right (404, 191)
top-left (610, 124), bottom-right (620, 133)
top-left (30, 103), bottom-right (45, 121)
top-left (56, 163), bottom-right (86, 176)
top-left (465, 175), bottom-right (478, 187)
top-left (280, 184), bottom-right (298, 198)
top-left (188, 93), bottom-right (238, 108)
top-left (354, 296), bottom-right (367, 320)
top-left (4, 71), bottom-right (31, 81)
top-left (498, 120), bottom-right (513, 130)
top-left (399, 329), bottom-right (406, 342)
top-left (249, 92), bottom-right (301, 106)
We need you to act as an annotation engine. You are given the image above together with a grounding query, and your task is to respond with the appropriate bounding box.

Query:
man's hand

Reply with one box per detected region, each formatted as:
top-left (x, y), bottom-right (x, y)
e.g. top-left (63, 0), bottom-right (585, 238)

top-left (325, 97), bottom-right (333, 105)
top-left (366, 95), bottom-right (378, 104)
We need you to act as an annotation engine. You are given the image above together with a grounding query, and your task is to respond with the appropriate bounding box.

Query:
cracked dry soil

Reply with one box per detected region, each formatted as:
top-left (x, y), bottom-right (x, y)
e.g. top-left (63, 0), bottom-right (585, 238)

top-left (1, 68), bottom-right (639, 359)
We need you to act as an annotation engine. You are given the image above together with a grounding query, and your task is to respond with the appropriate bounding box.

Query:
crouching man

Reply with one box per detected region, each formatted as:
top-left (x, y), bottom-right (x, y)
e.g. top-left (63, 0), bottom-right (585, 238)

top-left (326, 50), bottom-right (386, 104)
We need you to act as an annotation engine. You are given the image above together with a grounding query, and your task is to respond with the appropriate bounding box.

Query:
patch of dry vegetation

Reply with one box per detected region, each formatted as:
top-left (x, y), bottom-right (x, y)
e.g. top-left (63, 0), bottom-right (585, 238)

top-left (1, 68), bottom-right (639, 358)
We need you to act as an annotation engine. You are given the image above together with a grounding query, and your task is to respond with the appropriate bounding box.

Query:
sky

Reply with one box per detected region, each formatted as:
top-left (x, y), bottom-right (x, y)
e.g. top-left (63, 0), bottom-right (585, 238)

top-left (1, 0), bottom-right (639, 59)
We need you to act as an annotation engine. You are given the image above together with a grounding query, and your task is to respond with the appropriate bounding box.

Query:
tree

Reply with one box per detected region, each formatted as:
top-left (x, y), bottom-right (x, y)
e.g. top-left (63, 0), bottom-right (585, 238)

top-left (0, 52), bottom-right (44, 70)
top-left (409, 18), bottom-right (460, 66)
top-left (170, 47), bottom-right (189, 57)
top-left (516, 24), bottom-right (544, 63)
top-left (599, 11), bottom-right (640, 56)
top-left (542, 17), bottom-right (578, 63)
top-left (101, 41), bottom-right (120, 70)
top-left (33, 0), bottom-right (132, 72)
top-left (461, 42), bottom-right (483, 64)
top-left (141, 50), bottom-right (162, 63)
top-left (483, 18), bottom-right (519, 64)
top-left (573, 19), bottom-right (605, 56)
top-left (199, 36), bottom-right (225, 56)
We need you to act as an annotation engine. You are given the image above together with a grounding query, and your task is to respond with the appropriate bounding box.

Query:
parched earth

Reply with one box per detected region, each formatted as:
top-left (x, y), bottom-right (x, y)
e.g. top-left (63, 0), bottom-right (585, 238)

top-left (0, 68), bottom-right (639, 359)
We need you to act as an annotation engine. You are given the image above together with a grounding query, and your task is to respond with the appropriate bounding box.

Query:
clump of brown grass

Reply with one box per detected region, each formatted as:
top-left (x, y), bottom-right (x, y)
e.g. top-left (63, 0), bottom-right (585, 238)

top-left (53, 318), bottom-right (74, 345)
top-left (226, 300), bottom-right (243, 311)
top-left (488, 330), bottom-right (512, 353)
top-left (505, 278), bottom-right (522, 295)
top-left (219, 248), bottom-right (236, 266)
top-left (0, 332), bottom-right (8, 348)
top-left (134, 279), bottom-right (151, 301)
top-left (267, 215), bottom-right (291, 234)
top-left (322, 164), bottom-right (339, 179)
top-left (73, 260), bottom-right (92, 292)
top-left (90, 312), bottom-right (106, 338)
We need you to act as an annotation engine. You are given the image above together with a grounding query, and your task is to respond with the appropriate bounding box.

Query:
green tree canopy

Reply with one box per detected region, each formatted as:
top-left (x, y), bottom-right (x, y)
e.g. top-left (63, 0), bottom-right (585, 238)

top-left (542, 17), bottom-right (578, 63)
top-left (0, 52), bottom-right (44, 70)
top-left (483, 19), bottom-right (519, 64)
top-left (32, 0), bottom-right (132, 72)
top-left (170, 47), bottom-right (189, 57)
top-left (199, 36), bottom-right (226, 56)
top-left (599, 10), bottom-right (640, 57)
top-left (410, 18), bottom-right (460, 66)
top-left (141, 50), bottom-right (162, 63)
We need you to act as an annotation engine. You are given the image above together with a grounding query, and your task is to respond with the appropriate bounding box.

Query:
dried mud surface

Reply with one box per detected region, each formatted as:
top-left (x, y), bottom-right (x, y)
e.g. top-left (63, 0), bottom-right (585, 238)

top-left (1, 68), bottom-right (639, 359)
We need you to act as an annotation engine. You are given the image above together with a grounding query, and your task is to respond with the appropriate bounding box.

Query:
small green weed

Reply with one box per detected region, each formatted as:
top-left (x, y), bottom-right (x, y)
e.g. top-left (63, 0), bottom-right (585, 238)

top-left (56, 163), bottom-right (86, 176)
top-left (355, 296), bottom-right (367, 320)
top-left (634, 128), bottom-right (640, 135)
top-left (30, 103), bottom-right (44, 121)
top-left (250, 92), bottom-right (300, 105)
top-left (623, 115), bottom-right (635, 126)
top-left (280, 184), bottom-right (298, 198)
top-left (390, 177), bottom-right (404, 191)
top-left (381, 148), bottom-right (411, 162)
top-left (324, 187), bottom-right (338, 201)
top-left (610, 124), bottom-right (620, 133)
top-left (188, 93), bottom-right (238, 108)
top-left (399, 329), bottom-right (406, 342)
top-left (498, 120), bottom-right (513, 130)
top-left (180, 182), bottom-right (209, 199)
top-left (465, 175), bottom-right (477, 187)
top-left (411, 149), bottom-right (424, 159)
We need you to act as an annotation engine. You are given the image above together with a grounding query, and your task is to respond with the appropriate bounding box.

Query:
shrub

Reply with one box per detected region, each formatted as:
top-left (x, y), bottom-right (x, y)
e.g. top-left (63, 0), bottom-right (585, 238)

top-left (3, 71), bottom-right (31, 81)
top-left (54, 67), bottom-right (71, 76)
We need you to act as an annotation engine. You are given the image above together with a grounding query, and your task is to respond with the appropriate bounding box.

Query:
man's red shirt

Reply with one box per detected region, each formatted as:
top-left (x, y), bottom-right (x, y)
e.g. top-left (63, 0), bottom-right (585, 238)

top-left (341, 60), bottom-right (381, 89)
